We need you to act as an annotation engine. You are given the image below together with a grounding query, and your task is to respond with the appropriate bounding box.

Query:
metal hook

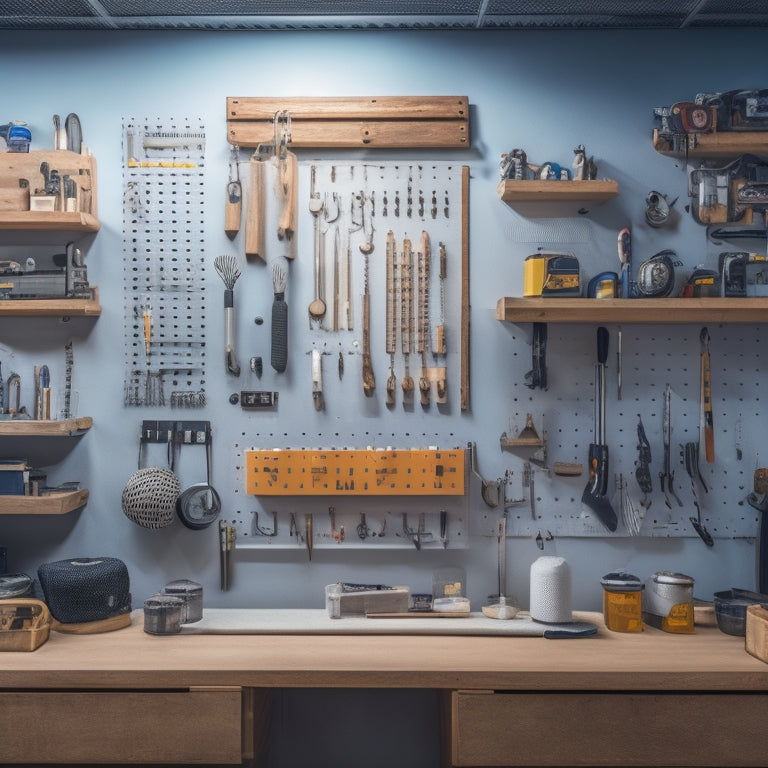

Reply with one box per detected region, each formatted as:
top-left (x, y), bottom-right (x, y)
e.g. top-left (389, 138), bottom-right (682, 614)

top-left (252, 510), bottom-right (277, 537)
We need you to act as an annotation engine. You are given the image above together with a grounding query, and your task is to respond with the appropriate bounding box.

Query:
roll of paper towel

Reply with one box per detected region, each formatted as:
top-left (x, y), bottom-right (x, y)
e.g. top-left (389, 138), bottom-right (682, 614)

top-left (529, 555), bottom-right (572, 624)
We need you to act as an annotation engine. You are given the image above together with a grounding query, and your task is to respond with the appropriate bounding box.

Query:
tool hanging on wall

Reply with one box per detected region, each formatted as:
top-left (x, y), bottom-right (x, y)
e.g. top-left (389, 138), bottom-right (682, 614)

top-left (224, 144), bottom-right (242, 239)
top-left (700, 327), bottom-right (715, 463)
top-left (361, 248), bottom-right (376, 398)
top-left (308, 168), bottom-right (326, 326)
top-left (219, 520), bottom-right (235, 591)
top-left (311, 348), bottom-right (323, 410)
top-left (660, 383), bottom-right (683, 509)
top-left (245, 152), bottom-right (265, 260)
top-left (271, 263), bottom-right (288, 373)
top-left (214, 254), bottom-right (242, 377)
top-left (581, 327), bottom-right (618, 532)
top-left (635, 415), bottom-right (653, 509)
top-left (524, 322), bottom-right (547, 390)
top-left (684, 441), bottom-right (713, 546)
top-left (417, 231), bottom-right (431, 406)
top-left (400, 237), bottom-right (415, 399)
top-left (274, 110), bottom-right (297, 253)
top-left (385, 230), bottom-right (397, 405)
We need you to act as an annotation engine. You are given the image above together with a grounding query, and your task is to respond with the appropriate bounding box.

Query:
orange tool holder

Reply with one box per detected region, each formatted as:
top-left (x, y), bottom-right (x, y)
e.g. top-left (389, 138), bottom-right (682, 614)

top-left (245, 448), bottom-right (465, 496)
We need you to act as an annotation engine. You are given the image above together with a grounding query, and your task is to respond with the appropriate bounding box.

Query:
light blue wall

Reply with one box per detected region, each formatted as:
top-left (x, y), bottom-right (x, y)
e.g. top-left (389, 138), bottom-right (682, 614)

top-left (0, 27), bottom-right (761, 613)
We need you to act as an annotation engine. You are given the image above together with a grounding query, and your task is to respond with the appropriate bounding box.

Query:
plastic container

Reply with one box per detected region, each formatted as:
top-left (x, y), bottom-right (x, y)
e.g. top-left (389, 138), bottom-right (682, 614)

top-left (643, 571), bottom-right (695, 634)
top-left (432, 567), bottom-right (466, 601)
top-left (713, 589), bottom-right (768, 636)
top-left (601, 572), bottom-right (644, 632)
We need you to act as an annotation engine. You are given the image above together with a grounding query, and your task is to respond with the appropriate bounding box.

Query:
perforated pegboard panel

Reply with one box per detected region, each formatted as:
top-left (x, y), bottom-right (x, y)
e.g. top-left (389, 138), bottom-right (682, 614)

top-left (475, 322), bottom-right (763, 541)
top-left (217, 160), bottom-right (467, 549)
top-left (122, 117), bottom-right (207, 408)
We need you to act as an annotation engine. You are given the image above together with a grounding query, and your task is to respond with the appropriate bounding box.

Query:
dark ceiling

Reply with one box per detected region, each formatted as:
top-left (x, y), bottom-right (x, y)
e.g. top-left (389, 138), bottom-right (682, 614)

top-left (1, 0), bottom-right (766, 31)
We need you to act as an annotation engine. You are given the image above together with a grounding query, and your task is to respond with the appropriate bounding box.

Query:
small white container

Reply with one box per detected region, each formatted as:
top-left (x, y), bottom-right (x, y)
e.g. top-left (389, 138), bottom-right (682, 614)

top-left (530, 556), bottom-right (572, 624)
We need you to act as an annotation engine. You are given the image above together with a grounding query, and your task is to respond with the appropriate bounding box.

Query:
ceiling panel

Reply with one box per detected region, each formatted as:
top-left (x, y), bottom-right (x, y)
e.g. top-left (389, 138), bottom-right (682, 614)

top-left (0, 0), bottom-right (766, 30)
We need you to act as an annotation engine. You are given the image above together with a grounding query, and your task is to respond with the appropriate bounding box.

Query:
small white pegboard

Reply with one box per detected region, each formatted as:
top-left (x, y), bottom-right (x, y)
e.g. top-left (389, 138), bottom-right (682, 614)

top-left (121, 117), bottom-right (207, 408)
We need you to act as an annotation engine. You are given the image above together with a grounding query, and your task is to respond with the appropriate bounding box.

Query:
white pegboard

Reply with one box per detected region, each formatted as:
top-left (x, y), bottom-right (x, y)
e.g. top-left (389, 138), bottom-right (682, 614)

top-left (122, 117), bottom-right (207, 408)
top-left (475, 322), bottom-right (763, 541)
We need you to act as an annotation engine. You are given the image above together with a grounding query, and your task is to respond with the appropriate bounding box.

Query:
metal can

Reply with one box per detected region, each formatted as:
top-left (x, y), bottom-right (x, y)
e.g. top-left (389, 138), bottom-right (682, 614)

top-left (600, 572), bottom-right (643, 632)
top-left (643, 571), bottom-right (695, 634)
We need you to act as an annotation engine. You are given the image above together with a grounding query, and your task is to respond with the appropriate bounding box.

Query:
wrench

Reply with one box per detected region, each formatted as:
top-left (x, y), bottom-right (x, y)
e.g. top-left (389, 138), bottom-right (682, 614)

top-left (659, 384), bottom-right (683, 509)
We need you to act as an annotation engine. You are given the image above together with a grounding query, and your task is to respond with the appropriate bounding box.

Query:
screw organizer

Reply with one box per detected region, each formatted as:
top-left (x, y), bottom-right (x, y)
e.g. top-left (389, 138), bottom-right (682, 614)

top-left (122, 117), bottom-right (207, 408)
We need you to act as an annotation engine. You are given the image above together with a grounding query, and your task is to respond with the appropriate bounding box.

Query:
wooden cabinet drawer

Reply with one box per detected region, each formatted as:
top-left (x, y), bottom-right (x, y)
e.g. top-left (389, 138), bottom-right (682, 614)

top-left (451, 690), bottom-right (768, 767)
top-left (1, 687), bottom-right (243, 764)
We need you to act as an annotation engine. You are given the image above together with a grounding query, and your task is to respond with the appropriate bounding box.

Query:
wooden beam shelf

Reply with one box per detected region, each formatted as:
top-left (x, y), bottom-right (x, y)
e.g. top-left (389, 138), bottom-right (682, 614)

top-left (652, 128), bottom-right (768, 159)
top-left (0, 488), bottom-right (89, 515)
top-left (227, 96), bottom-right (469, 149)
top-left (496, 179), bottom-right (618, 217)
top-left (0, 417), bottom-right (92, 437)
top-left (0, 288), bottom-right (101, 317)
top-left (496, 297), bottom-right (768, 324)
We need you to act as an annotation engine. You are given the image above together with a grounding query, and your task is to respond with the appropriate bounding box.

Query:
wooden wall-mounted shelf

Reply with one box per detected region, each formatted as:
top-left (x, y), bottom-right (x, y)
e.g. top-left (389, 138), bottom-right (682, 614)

top-left (0, 417), bottom-right (92, 437)
top-left (496, 179), bottom-right (618, 217)
top-left (0, 488), bottom-right (89, 515)
top-left (227, 96), bottom-right (469, 149)
top-left (652, 128), bottom-right (768, 159)
top-left (0, 288), bottom-right (101, 317)
top-left (495, 297), bottom-right (768, 324)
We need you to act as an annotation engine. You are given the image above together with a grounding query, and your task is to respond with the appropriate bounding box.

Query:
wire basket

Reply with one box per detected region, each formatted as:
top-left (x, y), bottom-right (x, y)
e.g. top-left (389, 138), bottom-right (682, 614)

top-left (121, 467), bottom-right (181, 529)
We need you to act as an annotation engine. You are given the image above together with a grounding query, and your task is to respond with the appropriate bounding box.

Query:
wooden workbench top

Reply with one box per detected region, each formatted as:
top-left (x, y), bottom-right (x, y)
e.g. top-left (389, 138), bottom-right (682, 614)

top-left (1, 610), bottom-right (766, 691)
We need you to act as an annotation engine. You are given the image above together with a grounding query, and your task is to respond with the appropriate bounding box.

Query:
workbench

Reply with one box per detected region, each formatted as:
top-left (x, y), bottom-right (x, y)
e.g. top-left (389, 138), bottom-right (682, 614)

top-left (2, 610), bottom-right (768, 767)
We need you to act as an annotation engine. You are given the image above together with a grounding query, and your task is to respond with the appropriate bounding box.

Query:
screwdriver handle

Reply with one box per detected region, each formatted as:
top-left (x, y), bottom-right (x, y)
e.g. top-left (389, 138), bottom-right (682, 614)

top-left (596, 326), bottom-right (609, 366)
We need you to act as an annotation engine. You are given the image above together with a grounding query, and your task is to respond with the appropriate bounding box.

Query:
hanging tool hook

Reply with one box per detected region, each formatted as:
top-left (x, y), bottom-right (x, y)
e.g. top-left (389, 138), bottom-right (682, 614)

top-left (252, 510), bottom-right (278, 538)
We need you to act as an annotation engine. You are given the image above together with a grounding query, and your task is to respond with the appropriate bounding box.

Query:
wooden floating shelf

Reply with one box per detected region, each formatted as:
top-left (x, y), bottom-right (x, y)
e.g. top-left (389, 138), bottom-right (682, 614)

top-left (227, 95), bottom-right (470, 149)
top-left (0, 211), bottom-right (99, 233)
top-left (0, 288), bottom-right (101, 317)
top-left (0, 488), bottom-right (89, 515)
top-left (652, 128), bottom-right (768, 158)
top-left (496, 179), bottom-right (618, 217)
top-left (496, 297), bottom-right (768, 324)
top-left (0, 417), bottom-right (92, 437)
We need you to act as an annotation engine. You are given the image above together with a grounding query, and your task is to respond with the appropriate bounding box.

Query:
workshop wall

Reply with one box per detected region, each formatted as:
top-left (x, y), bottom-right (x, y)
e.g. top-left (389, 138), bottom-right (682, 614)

top-left (0, 27), bottom-right (763, 616)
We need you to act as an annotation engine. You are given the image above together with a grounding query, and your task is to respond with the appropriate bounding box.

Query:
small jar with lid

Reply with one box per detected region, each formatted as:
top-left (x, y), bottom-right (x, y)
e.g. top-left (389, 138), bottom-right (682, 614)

top-left (162, 579), bottom-right (203, 624)
top-left (600, 572), bottom-right (643, 632)
top-left (643, 571), bottom-right (695, 634)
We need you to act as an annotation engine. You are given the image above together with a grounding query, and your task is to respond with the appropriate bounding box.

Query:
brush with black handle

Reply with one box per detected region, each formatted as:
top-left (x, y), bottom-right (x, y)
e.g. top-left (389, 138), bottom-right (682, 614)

top-left (271, 263), bottom-right (288, 373)
top-left (582, 326), bottom-right (618, 531)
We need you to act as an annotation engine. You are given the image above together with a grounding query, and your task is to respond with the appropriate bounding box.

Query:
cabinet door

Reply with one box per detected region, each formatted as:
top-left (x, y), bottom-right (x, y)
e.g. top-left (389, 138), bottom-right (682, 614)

top-left (2, 687), bottom-right (243, 763)
top-left (451, 690), bottom-right (768, 767)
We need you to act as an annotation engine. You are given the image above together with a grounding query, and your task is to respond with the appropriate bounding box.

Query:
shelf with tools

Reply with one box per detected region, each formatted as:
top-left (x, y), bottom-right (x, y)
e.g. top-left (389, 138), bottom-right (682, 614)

top-left (495, 297), bottom-right (768, 324)
top-left (0, 287), bottom-right (101, 317)
top-left (0, 488), bottom-right (89, 515)
top-left (496, 179), bottom-right (619, 217)
top-left (652, 128), bottom-right (768, 158)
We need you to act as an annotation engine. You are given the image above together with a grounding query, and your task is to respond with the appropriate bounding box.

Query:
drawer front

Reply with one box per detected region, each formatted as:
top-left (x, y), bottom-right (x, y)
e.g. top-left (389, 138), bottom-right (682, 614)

top-left (2, 687), bottom-right (242, 764)
top-left (452, 690), bottom-right (768, 767)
